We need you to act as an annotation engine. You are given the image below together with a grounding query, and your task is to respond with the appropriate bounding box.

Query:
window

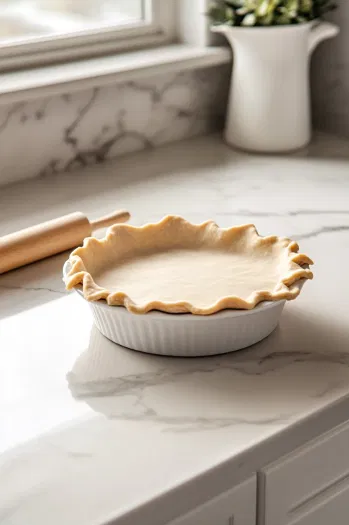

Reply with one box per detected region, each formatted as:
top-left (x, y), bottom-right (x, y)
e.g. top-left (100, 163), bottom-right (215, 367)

top-left (0, 0), bottom-right (176, 70)
top-left (0, 1), bottom-right (145, 42)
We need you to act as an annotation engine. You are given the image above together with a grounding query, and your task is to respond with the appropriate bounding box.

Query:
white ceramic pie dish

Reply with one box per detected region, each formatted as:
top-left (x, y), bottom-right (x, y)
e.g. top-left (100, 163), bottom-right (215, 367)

top-left (62, 261), bottom-right (301, 357)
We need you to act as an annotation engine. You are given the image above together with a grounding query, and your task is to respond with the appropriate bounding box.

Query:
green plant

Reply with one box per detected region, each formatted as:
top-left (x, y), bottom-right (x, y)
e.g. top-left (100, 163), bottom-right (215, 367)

top-left (207, 0), bottom-right (337, 26)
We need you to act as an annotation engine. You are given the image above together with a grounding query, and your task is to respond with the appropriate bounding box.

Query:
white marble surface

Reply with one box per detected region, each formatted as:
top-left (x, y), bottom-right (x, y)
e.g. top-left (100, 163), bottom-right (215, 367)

top-left (0, 65), bottom-right (229, 187)
top-left (1, 133), bottom-right (349, 525)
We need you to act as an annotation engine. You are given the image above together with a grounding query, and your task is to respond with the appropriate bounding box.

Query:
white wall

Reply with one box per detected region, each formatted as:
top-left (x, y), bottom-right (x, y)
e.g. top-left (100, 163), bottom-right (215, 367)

top-left (312, 0), bottom-right (349, 137)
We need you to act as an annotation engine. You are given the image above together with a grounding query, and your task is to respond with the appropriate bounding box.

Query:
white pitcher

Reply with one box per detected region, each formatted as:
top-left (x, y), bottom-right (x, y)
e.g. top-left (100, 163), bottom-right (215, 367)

top-left (212, 22), bottom-right (339, 153)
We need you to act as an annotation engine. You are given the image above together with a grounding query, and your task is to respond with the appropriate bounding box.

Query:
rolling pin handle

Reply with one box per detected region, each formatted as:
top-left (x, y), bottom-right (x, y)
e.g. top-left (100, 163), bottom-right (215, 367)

top-left (90, 210), bottom-right (130, 231)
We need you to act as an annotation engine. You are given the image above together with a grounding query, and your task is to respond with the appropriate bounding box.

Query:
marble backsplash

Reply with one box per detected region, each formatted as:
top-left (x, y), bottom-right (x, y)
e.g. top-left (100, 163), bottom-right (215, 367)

top-left (0, 64), bottom-right (229, 187)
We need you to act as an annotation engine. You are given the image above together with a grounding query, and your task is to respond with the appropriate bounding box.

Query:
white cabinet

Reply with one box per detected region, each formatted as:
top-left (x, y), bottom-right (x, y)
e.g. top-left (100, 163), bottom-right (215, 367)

top-left (260, 421), bottom-right (349, 525)
top-left (167, 476), bottom-right (256, 525)
top-left (163, 420), bottom-right (349, 525)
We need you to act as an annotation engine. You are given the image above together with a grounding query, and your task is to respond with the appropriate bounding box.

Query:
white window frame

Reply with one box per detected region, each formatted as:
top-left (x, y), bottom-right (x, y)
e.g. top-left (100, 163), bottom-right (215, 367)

top-left (0, 1), bottom-right (231, 105)
top-left (0, 0), bottom-right (177, 71)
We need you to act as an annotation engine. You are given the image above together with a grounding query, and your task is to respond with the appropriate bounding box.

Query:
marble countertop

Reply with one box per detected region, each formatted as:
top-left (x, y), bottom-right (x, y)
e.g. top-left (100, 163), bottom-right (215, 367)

top-left (1, 133), bottom-right (349, 525)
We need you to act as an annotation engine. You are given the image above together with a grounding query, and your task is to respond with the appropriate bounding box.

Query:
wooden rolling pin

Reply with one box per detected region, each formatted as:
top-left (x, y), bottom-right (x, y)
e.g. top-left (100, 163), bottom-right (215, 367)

top-left (0, 209), bottom-right (130, 274)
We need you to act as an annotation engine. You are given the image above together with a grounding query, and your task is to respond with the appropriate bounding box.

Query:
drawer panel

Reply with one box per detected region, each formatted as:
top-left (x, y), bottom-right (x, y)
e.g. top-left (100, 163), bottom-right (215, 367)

top-left (290, 481), bottom-right (349, 525)
top-left (167, 475), bottom-right (256, 525)
top-left (260, 420), bottom-right (349, 525)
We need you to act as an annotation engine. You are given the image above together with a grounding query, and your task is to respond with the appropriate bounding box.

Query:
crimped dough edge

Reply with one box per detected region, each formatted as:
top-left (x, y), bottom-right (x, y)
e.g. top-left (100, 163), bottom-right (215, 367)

top-left (64, 215), bottom-right (313, 315)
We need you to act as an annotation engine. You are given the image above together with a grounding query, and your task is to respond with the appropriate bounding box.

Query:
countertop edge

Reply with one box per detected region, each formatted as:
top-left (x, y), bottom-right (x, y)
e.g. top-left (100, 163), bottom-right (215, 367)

top-left (106, 392), bottom-right (349, 525)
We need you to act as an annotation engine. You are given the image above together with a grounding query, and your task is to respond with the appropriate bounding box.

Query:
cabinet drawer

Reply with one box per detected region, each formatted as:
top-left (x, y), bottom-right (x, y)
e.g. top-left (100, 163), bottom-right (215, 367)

top-left (260, 420), bottom-right (349, 525)
top-left (167, 475), bottom-right (256, 525)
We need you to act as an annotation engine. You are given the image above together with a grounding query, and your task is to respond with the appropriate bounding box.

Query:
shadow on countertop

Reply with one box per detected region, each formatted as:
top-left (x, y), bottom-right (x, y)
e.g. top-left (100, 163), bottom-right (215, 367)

top-left (67, 307), bottom-right (349, 429)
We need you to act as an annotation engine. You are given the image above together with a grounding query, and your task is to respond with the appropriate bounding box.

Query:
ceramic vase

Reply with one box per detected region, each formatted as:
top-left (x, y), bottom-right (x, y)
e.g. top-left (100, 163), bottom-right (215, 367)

top-left (212, 21), bottom-right (339, 153)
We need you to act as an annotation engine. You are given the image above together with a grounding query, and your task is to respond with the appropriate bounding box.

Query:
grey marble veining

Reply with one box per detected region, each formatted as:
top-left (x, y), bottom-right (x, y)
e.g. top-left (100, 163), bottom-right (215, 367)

top-left (66, 324), bottom-right (349, 432)
top-left (0, 65), bottom-right (229, 186)
top-left (0, 133), bottom-right (349, 525)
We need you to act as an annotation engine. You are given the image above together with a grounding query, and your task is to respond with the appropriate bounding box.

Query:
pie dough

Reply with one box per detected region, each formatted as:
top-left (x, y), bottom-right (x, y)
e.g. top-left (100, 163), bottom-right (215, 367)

top-left (65, 215), bottom-right (313, 315)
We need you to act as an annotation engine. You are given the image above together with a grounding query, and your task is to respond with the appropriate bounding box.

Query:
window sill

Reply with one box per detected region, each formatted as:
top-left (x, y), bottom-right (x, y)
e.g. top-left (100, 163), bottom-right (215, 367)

top-left (0, 44), bottom-right (231, 105)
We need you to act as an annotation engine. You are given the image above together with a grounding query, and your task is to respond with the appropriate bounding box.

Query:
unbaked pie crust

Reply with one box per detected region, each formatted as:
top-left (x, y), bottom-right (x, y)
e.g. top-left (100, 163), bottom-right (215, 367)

top-left (65, 215), bottom-right (313, 315)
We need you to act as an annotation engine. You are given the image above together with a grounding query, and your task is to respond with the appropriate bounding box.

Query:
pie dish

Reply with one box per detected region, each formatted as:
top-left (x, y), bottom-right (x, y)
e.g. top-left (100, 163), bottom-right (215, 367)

top-left (64, 215), bottom-right (313, 315)
top-left (63, 216), bottom-right (313, 356)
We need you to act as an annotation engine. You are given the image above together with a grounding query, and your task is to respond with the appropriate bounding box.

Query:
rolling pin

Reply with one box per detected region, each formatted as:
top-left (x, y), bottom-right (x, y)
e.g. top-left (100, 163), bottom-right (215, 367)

top-left (0, 209), bottom-right (130, 274)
